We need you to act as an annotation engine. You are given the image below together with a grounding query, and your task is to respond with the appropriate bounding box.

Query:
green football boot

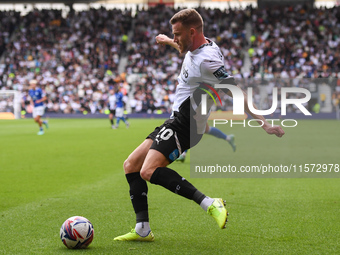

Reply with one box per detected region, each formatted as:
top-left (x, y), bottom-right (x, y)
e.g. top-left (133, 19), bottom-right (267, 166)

top-left (114, 229), bottom-right (155, 242)
top-left (207, 198), bottom-right (228, 229)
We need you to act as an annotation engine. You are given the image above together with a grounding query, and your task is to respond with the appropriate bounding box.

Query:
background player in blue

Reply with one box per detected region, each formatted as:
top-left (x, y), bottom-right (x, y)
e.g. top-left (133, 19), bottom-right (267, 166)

top-left (28, 79), bottom-right (48, 135)
top-left (114, 87), bottom-right (129, 128)
top-left (205, 124), bottom-right (235, 151)
top-left (177, 123), bottom-right (236, 162)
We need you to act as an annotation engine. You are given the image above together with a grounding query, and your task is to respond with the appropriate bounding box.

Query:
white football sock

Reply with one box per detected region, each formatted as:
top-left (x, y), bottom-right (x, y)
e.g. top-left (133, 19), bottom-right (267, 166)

top-left (135, 222), bottom-right (151, 237)
top-left (200, 197), bottom-right (214, 211)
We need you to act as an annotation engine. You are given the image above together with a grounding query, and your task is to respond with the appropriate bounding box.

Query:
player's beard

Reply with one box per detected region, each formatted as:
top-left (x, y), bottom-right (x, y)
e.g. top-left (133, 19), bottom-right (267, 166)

top-left (179, 35), bottom-right (192, 54)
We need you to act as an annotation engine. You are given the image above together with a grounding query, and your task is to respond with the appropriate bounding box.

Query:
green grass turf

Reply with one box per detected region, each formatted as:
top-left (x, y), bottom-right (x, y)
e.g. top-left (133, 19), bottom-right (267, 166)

top-left (0, 118), bottom-right (339, 254)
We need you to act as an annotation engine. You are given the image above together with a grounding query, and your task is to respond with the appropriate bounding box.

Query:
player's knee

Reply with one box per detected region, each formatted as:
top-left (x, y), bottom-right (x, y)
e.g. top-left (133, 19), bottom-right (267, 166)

top-left (140, 169), bottom-right (150, 182)
top-left (123, 158), bottom-right (133, 174)
top-left (140, 167), bottom-right (156, 182)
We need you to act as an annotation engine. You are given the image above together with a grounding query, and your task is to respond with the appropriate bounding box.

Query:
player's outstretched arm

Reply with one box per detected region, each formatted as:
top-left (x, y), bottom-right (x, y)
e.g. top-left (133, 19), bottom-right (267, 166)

top-left (239, 87), bottom-right (285, 138)
top-left (155, 34), bottom-right (180, 52)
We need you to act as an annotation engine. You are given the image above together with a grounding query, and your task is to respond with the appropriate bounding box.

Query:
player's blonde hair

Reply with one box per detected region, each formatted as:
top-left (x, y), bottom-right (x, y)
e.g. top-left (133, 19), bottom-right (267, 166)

top-left (170, 9), bottom-right (204, 33)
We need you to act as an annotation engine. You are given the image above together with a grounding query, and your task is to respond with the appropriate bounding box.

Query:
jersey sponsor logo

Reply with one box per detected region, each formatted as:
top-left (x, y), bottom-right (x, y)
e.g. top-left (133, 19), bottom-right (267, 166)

top-left (180, 63), bottom-right (189, 83)
top-left (213, 66), bottom-right (230, 80)
top-left (183, 67), bottom-right (188, 78)
top-left (169, 149), bottom-right (179, 162)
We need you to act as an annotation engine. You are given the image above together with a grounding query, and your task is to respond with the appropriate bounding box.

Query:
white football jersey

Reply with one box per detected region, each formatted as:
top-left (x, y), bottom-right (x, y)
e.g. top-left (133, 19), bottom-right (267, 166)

top-left (172, 38), bottom-right (235, 134)
top-left (108, 95), bottom-right (116, 110)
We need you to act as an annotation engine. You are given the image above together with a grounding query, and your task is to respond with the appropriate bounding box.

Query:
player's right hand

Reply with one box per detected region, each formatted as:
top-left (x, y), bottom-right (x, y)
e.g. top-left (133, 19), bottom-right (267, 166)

top-left (155, 34), bottom-right (171, 45)
top-left (264, 125), bottom-right (285, 138)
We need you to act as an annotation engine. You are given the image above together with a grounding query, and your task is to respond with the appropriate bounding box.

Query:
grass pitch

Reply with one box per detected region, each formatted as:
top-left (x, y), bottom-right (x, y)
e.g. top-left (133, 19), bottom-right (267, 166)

top-left (0, 118), bottom-right (339, 254)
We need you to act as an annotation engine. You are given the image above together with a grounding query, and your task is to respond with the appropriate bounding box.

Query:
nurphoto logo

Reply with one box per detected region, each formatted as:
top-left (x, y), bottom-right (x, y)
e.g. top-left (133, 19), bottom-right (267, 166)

top-left (200, 84), bottom-right (312, 128)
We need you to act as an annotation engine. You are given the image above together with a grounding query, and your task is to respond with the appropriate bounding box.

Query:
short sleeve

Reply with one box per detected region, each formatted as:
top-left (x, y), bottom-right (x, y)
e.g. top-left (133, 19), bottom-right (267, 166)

top-left (200, 60), bottom-right (237, 93)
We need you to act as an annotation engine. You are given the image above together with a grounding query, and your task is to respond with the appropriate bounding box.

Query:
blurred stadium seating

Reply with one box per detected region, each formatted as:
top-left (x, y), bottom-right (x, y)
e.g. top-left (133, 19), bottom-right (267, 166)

top-left (0, 1), bottom-right (339, 116)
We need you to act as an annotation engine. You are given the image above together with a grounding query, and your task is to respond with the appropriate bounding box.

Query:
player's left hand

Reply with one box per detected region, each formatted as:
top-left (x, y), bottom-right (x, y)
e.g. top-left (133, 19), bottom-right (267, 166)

top-left (264, 125), bottom-right (285, 138)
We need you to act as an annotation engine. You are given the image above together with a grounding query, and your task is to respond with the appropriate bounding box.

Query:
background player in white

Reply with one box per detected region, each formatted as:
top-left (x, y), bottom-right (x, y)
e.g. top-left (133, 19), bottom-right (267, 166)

top-left (108, 89), bottom-right (117, 129)
top-left (114, 9), bottom-right (284, 242)
top-left (28, 79), bottom-right (48, 135)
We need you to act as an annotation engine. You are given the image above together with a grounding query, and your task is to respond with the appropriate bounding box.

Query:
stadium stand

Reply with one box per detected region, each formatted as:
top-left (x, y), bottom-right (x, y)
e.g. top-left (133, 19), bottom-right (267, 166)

top-left (248, 4), bottom-right (340, 78)
top-left (0, 4), bottom-right (339, 115)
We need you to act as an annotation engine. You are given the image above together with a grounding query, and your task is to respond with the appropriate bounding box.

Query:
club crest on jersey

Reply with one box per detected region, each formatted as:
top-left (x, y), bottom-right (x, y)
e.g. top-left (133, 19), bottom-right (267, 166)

top-left (213, 66), bottom-right (229, 80)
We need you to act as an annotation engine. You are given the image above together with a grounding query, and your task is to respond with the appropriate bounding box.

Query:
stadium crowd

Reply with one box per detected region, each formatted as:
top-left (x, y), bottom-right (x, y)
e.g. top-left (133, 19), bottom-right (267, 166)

top-left (0, 7), bottom-right (132, 114)
top-left (0, 5), bottom-right (339, 115)
top-left (249, 4), bottom-right (340, 78)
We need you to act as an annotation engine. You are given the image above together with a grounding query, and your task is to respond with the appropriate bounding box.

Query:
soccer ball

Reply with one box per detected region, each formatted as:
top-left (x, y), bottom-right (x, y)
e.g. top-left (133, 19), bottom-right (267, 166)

top-left (60, 216), bottom-right (94, 249)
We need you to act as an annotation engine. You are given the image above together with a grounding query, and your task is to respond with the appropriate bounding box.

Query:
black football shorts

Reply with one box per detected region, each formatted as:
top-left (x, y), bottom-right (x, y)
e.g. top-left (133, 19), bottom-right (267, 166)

top-left (146, 98), bottom-right (203, 163)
